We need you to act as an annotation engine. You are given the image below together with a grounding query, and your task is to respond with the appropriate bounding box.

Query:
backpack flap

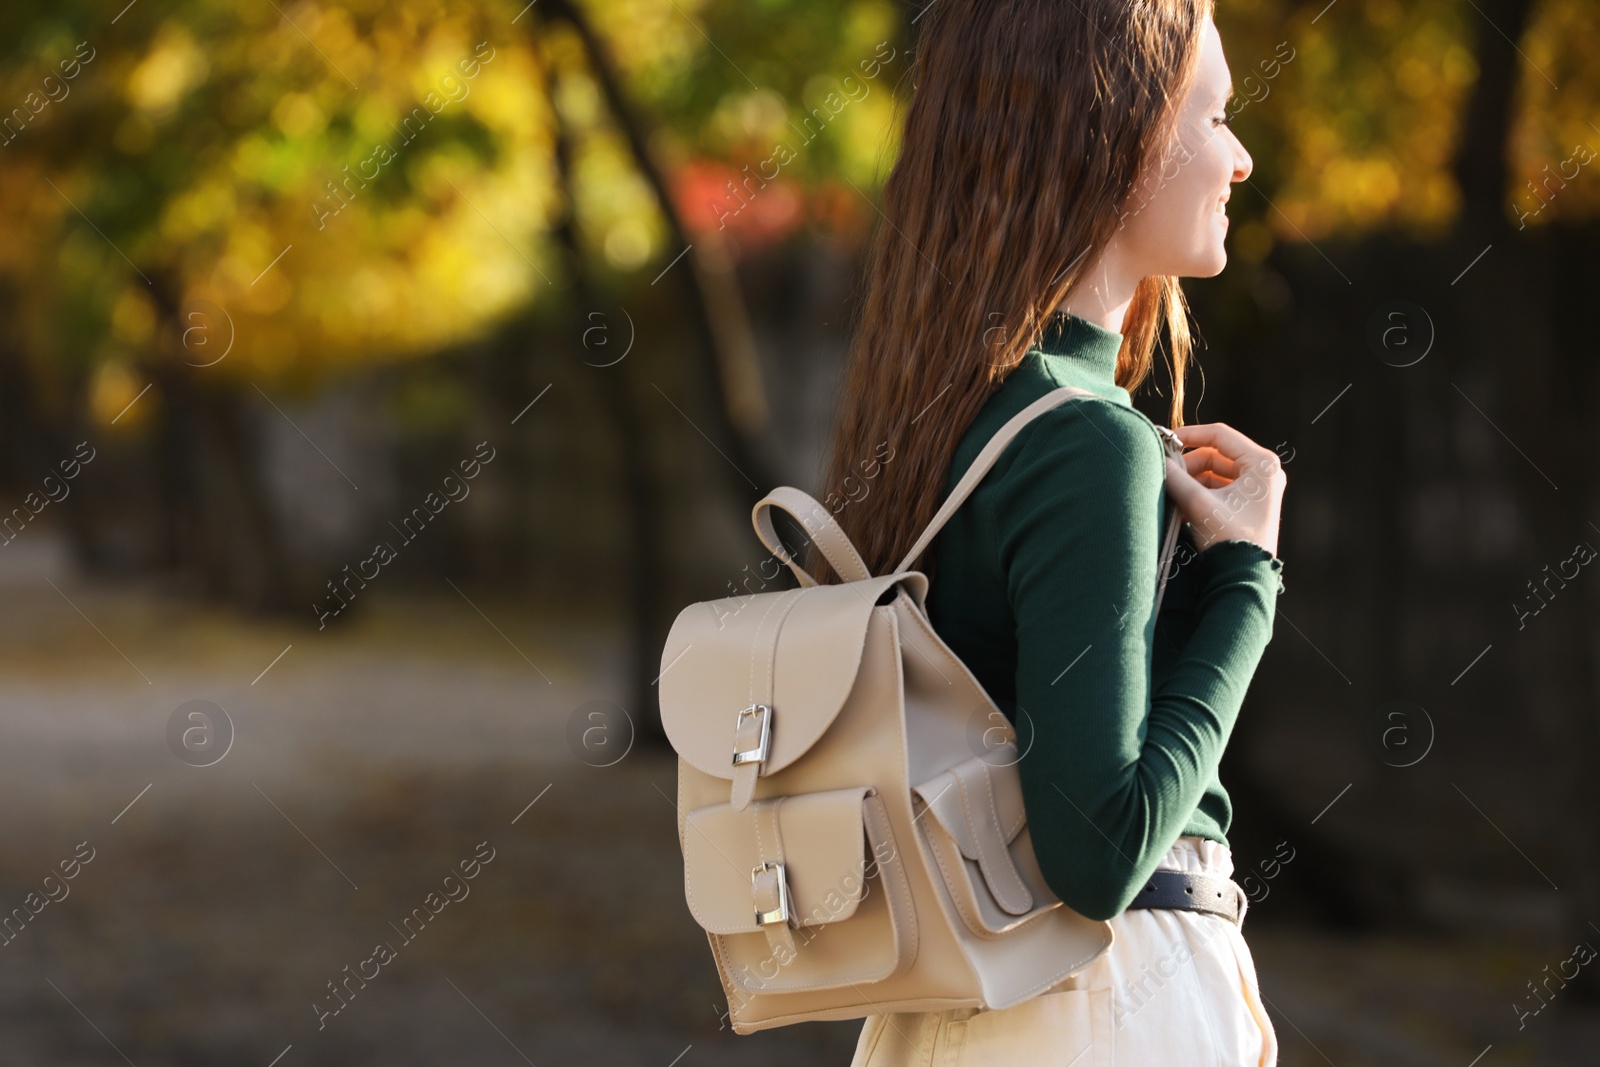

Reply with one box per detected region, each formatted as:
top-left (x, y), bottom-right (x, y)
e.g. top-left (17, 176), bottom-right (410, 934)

top-left (911, 744), bottom-right (1064, 938)
top-left (659, 572), bottom-right (919, 810)
top-left (682, 785), bottom-right (917, 994)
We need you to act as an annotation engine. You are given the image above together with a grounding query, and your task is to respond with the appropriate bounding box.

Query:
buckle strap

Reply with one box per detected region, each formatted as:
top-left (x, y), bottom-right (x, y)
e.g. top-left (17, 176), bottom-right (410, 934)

top-left (861, 789), bottom-right (919, 979)
top-left (751, 799), bottom-right (797, 960)
top-left (1124, 869), bottom-right (1246, 925)
top-left (948, 756), bottom-right (1032, 915)
top-left (730, 584), bottom-right (804, 812)
top-left (729, 702), bottom-right (772, 812)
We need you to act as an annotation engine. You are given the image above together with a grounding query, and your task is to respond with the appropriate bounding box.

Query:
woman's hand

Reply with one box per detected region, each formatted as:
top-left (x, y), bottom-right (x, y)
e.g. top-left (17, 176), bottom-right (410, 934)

top-left (1162, 422), bottom-right (1286, 557)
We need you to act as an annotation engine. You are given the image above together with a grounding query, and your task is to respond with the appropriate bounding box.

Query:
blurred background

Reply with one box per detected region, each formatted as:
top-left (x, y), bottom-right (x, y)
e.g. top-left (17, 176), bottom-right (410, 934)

top-left (0, 0), bottom-right (1596, 1062)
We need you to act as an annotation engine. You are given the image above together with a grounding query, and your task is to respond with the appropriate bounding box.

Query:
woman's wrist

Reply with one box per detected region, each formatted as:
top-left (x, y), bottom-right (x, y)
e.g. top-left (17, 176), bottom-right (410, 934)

top-left (1195, 535), bottom-right (1278, 561)
top-left (1193, 536), bottom-right (1286, 593)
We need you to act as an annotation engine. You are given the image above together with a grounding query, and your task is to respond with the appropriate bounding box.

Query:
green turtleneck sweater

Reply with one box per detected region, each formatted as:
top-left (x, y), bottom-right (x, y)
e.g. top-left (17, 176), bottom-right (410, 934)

top-left (923, 312), bottom-right (1285, 923)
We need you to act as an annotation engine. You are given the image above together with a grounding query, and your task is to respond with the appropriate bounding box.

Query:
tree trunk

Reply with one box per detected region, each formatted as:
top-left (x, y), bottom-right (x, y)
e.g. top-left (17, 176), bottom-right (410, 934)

top-left (1449, 0), bottom-right (1537, 235)
top-left (538, 10), bottom-right (671, 743)
top-left (145, 273), bottom-right (293, 612)
top-left (541, 0), bottom-right (779, 498)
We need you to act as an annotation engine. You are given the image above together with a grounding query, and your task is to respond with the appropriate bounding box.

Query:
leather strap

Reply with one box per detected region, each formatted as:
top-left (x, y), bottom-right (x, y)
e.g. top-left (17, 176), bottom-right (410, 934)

top-left (894, 387), bottom-right (1095, 576)
top-left (751, 798), bottom-right (798, 959)
top-left (861, 790), bottom-right (918, 976)
top-left (752, 486), bottom-right (872, 587)
top-left (1124, 869), bottom-right (1246, 925)
top-left (749, 390), bottom-right (1186, 608)
top-left (949, 755), bottom-right (1032, 915)
top-left (730, 588), bottom-right (805, 810)
top-left (893, 386), bottom-right (1184, 614)
top-left (1153, 504), bottom-right (1182, 619)
top-left (1152, 427), bottom-right (1186, 619)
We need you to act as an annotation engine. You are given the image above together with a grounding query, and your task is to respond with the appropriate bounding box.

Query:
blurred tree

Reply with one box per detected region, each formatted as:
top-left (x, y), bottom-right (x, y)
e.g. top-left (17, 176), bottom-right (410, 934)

top-left (0, 0), bottom-right (899, 607)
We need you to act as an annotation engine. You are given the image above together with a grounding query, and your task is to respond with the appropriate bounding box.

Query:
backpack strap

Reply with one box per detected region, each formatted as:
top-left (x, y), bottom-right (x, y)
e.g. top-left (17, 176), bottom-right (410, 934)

top-left (1153, 490), bottom-right (1183, 618)
top-left (892, 386), bottom-right (1185, 613)
top-left (752, 486), bottom-right (873, 587)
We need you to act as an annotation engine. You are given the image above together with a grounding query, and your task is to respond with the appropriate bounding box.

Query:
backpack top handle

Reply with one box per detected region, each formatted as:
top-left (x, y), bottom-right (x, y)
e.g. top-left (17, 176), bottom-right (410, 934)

top-left (752, 485), bottom-right (874, 587)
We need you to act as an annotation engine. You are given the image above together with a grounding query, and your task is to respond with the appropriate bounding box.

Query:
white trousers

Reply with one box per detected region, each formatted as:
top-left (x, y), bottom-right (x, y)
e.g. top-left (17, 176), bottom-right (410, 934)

top-left (848, 835), bottom-right (1278, 1067)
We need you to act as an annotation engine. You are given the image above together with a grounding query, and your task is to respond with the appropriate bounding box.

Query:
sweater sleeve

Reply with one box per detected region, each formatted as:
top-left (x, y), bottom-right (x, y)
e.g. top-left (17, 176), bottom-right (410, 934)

top-left (990, 399), bottom-right (1284, 922)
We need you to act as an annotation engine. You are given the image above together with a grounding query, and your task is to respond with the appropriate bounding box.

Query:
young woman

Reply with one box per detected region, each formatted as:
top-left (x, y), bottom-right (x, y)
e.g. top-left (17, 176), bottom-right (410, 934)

top-left (808, 1), bottom-right (1288, 1064)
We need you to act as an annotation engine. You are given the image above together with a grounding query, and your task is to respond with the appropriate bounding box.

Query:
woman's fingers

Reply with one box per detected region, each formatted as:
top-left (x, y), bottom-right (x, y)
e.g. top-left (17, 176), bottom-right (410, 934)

top-left (1168, 452), bottom-right (1235, 491)
top-left (1173, 423), bottom-right (1283, 490)
top-left (1170, 422), bottom-right (1265, 466)
top-left (1163, 423), bottom-right (1288, 558)
top-left (1180, 444), bottom-right (1238, 480)
top-left (1163, 454), bottom-right (1211, 509)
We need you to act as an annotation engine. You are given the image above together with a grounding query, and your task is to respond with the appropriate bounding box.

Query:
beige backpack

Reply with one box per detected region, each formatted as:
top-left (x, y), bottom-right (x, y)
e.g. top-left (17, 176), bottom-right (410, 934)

top-left (659, 385), bottom-right (1185, 1034)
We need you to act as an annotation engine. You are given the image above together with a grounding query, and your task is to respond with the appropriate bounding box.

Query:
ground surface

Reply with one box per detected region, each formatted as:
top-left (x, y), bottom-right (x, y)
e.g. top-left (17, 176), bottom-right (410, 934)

top-left (0, 534), bottom-right (1596, 1066)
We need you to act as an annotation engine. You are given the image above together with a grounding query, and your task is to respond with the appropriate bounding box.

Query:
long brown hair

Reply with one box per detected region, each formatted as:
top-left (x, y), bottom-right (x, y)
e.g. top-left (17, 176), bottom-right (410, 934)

top-left (808, 0), bottom-right (1210, 586)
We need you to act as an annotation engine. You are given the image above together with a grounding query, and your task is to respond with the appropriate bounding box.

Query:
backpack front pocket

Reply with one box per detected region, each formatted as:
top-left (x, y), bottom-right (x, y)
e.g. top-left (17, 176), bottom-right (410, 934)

top-left (682, 784), bottom-right (917, 994)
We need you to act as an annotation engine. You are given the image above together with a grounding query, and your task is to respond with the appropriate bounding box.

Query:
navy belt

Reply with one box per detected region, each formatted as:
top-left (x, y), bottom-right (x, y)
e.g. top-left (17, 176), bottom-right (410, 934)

top-left (1124, 869), bottom-right (1246, 925)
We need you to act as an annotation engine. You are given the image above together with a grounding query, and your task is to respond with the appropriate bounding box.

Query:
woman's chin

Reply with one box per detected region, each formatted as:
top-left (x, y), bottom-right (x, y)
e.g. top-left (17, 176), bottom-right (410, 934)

top-left (1176, 247), bottom-right (1228, 279)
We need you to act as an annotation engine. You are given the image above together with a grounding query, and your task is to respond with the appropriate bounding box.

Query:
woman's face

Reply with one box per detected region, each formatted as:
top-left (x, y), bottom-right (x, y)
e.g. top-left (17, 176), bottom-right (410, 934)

top-left (1114, 17), bottom-right (1252, 279)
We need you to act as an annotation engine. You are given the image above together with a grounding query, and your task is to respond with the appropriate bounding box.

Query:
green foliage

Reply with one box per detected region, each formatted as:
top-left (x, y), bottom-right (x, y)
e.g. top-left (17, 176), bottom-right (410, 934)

top-left (0, 0), bottom-right (1592, 418)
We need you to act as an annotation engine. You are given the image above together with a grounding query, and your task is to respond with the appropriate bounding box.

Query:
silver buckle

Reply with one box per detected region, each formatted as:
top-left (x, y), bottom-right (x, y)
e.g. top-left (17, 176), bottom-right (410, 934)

top-left (752, 861), bottom-right (792, 926)
top-left (1155, 424), bottom-right (1185, 458)
top-left (731, 704), bottom-right (772, 767)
